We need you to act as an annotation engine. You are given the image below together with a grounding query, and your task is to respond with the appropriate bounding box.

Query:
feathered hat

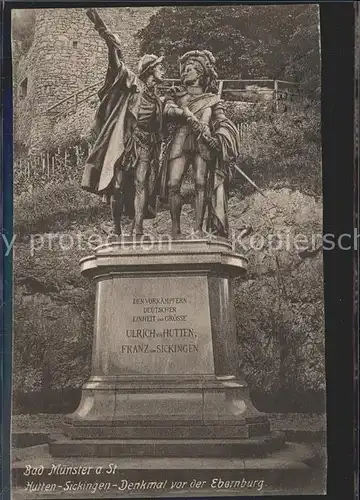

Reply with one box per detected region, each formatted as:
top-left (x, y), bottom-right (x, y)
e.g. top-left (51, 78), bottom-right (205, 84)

top-left (178, 50), bottom-right (218, 92)
top-left (179, 50), bottom-right (217, 78)
top-left (138, 54), bottom-right (164, 76)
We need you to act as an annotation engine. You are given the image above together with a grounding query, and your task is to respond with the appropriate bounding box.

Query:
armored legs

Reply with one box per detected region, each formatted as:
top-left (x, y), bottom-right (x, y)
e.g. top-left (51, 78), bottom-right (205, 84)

top-left (111, 165), bottom-right (125, 236)
top-left (168, 154), bottom-right (208, 237)
top-left (194, 155), bottom-right (207, 233)
top-left (132, 153), bottom-right (150, 236)
top-left (168, 156), bottom-right (187, 237)
top-left (111, 148), bottom-right (151, 236)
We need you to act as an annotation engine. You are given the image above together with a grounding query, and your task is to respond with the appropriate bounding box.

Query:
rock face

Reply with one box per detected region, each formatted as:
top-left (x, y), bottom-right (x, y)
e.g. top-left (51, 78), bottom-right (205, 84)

top-left (13, 7), bottom-right (161, 153)
top-left (14, 286), bottom-right (93, 391)
top-left (13, 244), bottom-right (95, 402)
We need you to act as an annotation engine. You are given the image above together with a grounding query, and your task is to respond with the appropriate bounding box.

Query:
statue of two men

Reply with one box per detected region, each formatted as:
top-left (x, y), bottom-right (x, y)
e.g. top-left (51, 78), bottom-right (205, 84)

top-left (81, 9), bottom-right (240, 239)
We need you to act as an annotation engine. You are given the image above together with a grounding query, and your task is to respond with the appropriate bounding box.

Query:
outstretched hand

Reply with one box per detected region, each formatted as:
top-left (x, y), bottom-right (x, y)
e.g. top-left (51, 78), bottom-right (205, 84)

top-left (201, 128), bottom-right (221, 150)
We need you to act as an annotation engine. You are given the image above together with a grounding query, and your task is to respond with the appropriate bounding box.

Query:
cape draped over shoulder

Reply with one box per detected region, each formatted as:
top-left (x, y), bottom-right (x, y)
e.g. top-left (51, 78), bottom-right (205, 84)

top-left (81, 44), bottom-right (163, 218)
top-left (206, 116), bottom-right (240, 237)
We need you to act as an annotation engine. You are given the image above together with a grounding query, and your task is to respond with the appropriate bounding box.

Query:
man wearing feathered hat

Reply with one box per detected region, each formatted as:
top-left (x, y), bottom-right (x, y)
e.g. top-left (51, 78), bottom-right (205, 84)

top-left (160, 49), bottom-right (240, 238)
top-left (81, 9), bottom-right (165, 236)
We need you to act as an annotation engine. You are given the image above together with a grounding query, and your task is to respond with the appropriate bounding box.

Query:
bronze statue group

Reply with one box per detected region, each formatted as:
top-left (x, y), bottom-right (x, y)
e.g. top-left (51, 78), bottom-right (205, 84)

top-left (81, 9), bottom-right (240, 239)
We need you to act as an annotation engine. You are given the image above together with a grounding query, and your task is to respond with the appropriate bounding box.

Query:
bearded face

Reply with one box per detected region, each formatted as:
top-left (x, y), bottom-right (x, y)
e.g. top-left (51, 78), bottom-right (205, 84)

top-left (181, 60), bottom-right (204, 85)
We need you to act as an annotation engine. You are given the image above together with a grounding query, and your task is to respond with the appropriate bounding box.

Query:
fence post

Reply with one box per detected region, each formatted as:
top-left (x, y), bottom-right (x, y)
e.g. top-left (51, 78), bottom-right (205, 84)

top-left (274, 80), bottom-right (279, 112)
top-left (52, 155), bottom-right (55, 177)
top-left (38, 157), bottom-right (41, 181)
top-left (75, 145), bottom-right (80, 167)
top-left (57, 147), bottom-right (61, 173)
top-left (46, 152), bottom-right (50, 178)
top-left (217, 80), bottom-right (224, 98)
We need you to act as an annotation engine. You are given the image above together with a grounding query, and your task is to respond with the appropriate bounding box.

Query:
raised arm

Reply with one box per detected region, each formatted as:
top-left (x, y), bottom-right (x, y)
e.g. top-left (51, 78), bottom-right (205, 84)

top-left (85, 8), bottom-right (136, 97)
top-left (86, 9), bottom-right (124, 67)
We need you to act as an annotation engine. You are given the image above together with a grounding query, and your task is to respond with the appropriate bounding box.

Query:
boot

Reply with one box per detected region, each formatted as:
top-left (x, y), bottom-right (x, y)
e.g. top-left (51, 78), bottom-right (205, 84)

top-left (168, 185), bottom-right (182, 237)
top-left (132, 179), bottom-right (146, 236)
top-left (110, 191), bottom-right (123, 236)
top-left (194, 184), bottom-right (206, 236)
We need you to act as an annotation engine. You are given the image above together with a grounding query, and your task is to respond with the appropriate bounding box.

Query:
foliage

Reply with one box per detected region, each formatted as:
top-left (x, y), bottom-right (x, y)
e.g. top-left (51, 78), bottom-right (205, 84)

top-left (234, 258), bottom-right (324, 394)
top-left (14, 140), bottom-right (29, 158)
top-left (138, 4), bottom-right (320, 92)
top-left (231, 103), bottom-right (322, 197)
top-left (13, 284), bottom-right (93, 394)
top-left (282, 7), bottom-right (321, 96)
top-left (13, 236), bottom-right (96, 395)
top-left (228, 188), bottom-right (324, 394)
top-left (12, 10), bottom-right (36, 59)
top-left (14, 181), bottom-right (107, 237)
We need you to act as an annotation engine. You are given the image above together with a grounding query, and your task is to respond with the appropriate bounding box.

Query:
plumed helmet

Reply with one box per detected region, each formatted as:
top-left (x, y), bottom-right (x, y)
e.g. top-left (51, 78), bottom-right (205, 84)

top-left (178, 50), bottom-right (218, 92)
top-left (138, 54), bottom-right (164, 76)
top-left (179, 50), bottom-right (217, 78)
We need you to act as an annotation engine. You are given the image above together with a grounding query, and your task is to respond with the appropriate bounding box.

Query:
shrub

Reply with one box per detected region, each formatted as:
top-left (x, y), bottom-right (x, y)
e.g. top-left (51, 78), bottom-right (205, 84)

top-left (14, 181), bottom-right (108, 237)
top-left (227, 188), bottom-right (324, 394)
top-left (231, 104), bottom-right (322, 197)
top-left (234, 257), bottom-right (325, 394)
top-left (12, 11), bottom-right (36, 58)
top-left (13, 238), bottom-right (94, 395)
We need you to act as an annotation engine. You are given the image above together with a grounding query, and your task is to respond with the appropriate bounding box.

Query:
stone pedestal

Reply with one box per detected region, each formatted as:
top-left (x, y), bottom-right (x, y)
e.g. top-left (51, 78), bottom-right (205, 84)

top-left (50, 238), bottom-right (278, 458)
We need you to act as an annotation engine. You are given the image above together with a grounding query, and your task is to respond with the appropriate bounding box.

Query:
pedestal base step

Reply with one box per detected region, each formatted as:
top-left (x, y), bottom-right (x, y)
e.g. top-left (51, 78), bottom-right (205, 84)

top-left (50, 432), bottom-right (285, 458)
top-left (64, 420), bottom-right (270, 440)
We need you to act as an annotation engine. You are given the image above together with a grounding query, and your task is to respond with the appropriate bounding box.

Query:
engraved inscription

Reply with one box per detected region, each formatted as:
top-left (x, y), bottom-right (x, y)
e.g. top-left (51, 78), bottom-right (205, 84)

top-left (103, 276), bottom-right (214, 375)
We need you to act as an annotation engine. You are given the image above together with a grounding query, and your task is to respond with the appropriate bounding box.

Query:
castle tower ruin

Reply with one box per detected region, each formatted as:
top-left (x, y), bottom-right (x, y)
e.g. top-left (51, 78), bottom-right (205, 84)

top-left (13, 7), bottom-right (160, 155)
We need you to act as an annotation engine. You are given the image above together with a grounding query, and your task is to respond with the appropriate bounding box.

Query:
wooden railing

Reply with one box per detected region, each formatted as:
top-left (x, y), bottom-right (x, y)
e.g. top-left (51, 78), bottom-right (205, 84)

top-left (46, 78), bottom-right (300, 117)
top-left (14, 122), bottom-right (257, 194)
top-left (14, 143), bottom-right (92, 195)
top-left (46, 81), bottom-right (103, 117)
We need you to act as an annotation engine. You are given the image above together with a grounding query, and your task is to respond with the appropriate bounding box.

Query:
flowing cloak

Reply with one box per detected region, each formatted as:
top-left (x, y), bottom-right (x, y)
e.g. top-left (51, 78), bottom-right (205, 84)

top-left (206, 116), bottom-right (240, 237)
top-left (81, 43), bottom-right (163, 219)
top-left (160, 91), bottom-right (240, 237)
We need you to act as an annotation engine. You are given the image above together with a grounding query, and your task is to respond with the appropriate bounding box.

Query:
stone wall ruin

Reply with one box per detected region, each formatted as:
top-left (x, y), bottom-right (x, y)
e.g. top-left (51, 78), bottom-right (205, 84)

top-left (13, 7), bottom-right (160, 155)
